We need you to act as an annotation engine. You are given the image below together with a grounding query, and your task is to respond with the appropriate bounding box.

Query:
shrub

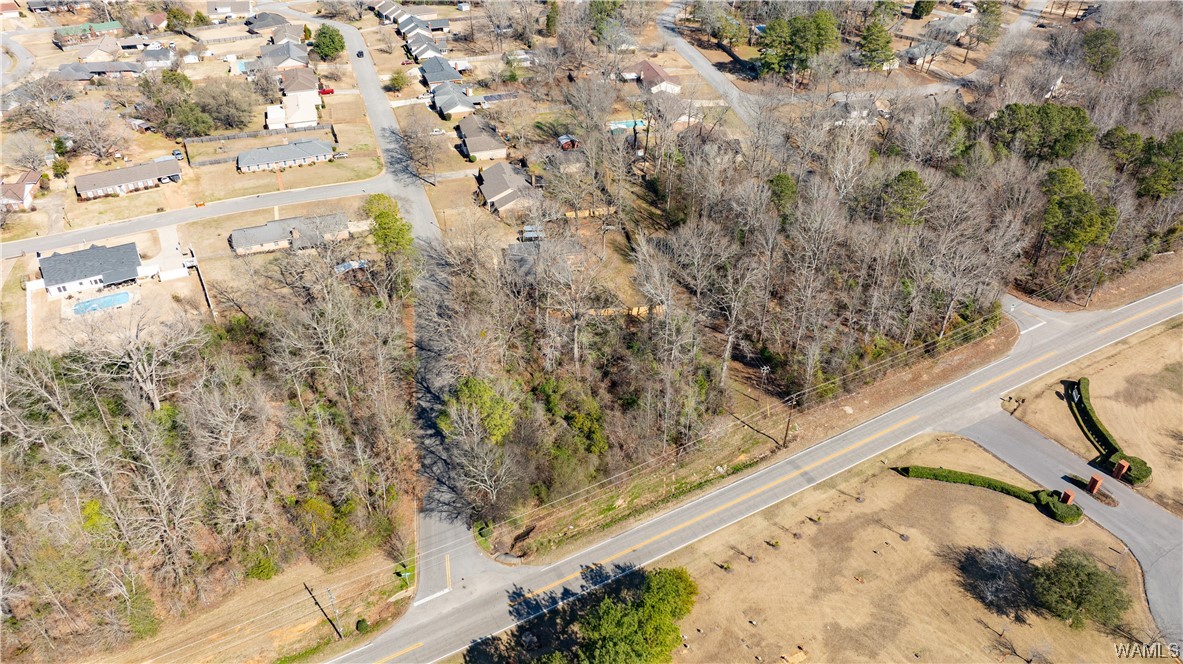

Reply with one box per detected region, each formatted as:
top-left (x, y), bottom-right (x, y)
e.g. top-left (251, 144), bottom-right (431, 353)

top-left (246, 552), bottom-right (280, 580)
top-left (468, 154), bottom-right (477, 162)
top-left (1110, 452), bottom-right (1152, 484)
top-left (1034, 548), bottom-right (1130, 629)
top-left (356, 618), bottom-right (371, 633)
top-left (895, 466), bottom-right (1037, 504)
top-left (1035, 490), bottom-right (1084, 524)
top-left (1069, 378), bottom-right (1152, 484)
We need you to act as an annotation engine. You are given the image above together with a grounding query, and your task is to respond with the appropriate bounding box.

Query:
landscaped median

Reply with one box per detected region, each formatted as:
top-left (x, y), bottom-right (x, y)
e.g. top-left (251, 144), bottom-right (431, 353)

top-left (1066, 378), bottom-right (1152, 485)
top-left (895, 466), bottom-right (1084, 524)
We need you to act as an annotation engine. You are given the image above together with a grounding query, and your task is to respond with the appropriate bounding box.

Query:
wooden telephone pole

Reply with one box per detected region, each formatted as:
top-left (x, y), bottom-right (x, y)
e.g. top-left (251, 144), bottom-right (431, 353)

top-left (304, 583), bottom-right (343, 640)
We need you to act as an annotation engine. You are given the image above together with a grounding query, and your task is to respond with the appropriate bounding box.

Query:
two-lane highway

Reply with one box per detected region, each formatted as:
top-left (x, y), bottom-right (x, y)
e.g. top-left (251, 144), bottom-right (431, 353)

top-left (334, 287), bottom-right (1181, 662)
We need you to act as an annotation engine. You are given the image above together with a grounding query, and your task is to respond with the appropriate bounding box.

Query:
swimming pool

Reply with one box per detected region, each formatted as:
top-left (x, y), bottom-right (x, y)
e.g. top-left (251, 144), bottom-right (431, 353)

top-left (74, 291), bottom-right (131, 315)
top-left (606, 119), bottom-right (647, 130)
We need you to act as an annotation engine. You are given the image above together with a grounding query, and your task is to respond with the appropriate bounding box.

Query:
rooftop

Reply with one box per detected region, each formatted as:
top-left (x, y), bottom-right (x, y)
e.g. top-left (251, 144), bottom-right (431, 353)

top-left (55, 21), bottom-right (123, 36)
top-left (282, 67), bottom-right (319, 93)
top-left (39, 243), bottom-right (141, 288)
top-left (74, 159), bottom-right (180, 193)
top-left (229, 214), bottom-right (348, 250)
top-left (420, 56), bottom-right (462, 84)
top-left (236, 139), bottom-right (334, 169)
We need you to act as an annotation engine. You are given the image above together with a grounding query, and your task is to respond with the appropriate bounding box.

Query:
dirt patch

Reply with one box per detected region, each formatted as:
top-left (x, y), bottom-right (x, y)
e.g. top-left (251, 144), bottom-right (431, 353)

top-left (105, 552), bottom-right (410, 664)
top-left (661, 434), bottom-right (1156, 663)
top-left (1009, 319), bottom-right (1183, 516)
top-left (1011, 251), bottom-right (1183, 312)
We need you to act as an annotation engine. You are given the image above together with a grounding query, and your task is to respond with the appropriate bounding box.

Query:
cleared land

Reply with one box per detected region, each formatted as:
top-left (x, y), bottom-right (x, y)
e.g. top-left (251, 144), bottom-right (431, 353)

top-left (661, 434), bottom-right (1156, 663)
top-left (1009, 318), bottom-right (1183, 516)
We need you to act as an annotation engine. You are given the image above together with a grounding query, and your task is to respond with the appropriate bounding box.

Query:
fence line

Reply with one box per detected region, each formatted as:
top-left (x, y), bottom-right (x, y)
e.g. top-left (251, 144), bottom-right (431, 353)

top-left (183, 123), bottom-right (333, 145)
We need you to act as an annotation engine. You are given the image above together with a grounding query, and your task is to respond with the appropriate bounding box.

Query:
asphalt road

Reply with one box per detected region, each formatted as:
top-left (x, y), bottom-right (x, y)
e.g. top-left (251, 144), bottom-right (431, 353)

top-left (330, 287), bottom-right (1181, 664)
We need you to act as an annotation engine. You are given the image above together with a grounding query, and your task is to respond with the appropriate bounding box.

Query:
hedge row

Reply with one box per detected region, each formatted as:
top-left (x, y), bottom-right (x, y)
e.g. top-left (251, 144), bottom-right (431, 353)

top-left (895, 466), bottom-right (1037, 504)
top-left (1035, 490), bottom-right (1085, 524)
top-left (896, 466), bottom-right (1084, 524)
top-left (1068, 378), bottom-right (1152, 485)
top-left (1070, 378), bottom-right (1122, 457)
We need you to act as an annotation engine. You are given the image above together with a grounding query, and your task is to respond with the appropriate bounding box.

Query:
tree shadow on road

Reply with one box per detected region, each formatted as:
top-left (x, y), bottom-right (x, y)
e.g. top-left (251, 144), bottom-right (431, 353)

top-left (463, 563), bottom-right (641, 663)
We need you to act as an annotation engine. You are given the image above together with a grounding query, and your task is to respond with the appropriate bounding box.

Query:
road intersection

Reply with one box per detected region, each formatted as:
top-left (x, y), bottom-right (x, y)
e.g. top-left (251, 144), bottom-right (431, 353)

top-left (3, 5), bottom-right (1178, 660)
top-left (330, 287), bottom-right (1181, 663)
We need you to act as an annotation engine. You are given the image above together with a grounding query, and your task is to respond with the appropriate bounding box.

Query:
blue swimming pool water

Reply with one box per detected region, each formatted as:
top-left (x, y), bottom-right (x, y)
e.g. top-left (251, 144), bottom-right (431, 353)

top-left (74, 291), bottom-right (131, 315)
top-left (607, 119), bottom-right (647, 130)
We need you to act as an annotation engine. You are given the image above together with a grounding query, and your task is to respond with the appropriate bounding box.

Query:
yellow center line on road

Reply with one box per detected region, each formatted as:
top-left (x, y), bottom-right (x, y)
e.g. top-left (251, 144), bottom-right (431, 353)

top-left (1095, 300), bottom-right (1181, 335)
top-left (375, 642), bottom-right (423, 664)
top-left (511, 415), bottom-right (921, 605)
top-left (445, 555), bottom-right (452, 590)
top-left (969, 351), bottom-right (1057, 393)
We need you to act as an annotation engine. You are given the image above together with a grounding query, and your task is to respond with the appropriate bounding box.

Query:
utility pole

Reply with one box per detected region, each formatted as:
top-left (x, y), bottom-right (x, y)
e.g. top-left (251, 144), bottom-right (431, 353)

top-left (304, 583), bottom-right (343, 640)
top-left (326, 588), bottom-right (341, 635)
top-left (780, 397), bottom-right (796, 449)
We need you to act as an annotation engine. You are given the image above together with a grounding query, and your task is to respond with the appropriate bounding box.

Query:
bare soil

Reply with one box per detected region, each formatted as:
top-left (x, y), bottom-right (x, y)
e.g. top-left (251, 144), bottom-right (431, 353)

top-left (662, 434), bottom-right (1157, 663)
top-left (105, 552), bottom-right (411, 664)
top-left (1009, 319), bottom-right (1183, 516)
top-left (1010, 251), bottom-right (1183, 312)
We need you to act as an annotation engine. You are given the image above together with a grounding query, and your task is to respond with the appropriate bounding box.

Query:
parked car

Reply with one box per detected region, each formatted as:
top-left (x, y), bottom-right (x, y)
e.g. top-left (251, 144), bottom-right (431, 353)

top-left (318, 88), bottom-right (335, 95)
top-left (172, 149), bottom-right (184, 160)
top-left (356, 50), bottom-right (364, 58)
top-left (333, 152), bottom-right (350, 159)
top-left (401, 59), bottom-right (414, 65)
top-left (430, 128), bottom-right (446, 135)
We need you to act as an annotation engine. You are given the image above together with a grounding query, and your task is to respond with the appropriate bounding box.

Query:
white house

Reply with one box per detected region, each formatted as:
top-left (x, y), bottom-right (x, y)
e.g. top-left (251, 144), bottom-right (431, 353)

top-left (37, 242), bottom-right (143, 300)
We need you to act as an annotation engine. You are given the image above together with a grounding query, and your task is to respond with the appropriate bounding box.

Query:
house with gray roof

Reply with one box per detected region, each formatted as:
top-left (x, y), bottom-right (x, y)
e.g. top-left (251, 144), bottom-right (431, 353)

top-left (206, 0), bottom-right (252, 19)
top-left (247, 11), bottom-right (290, 34)
top-left (271, 23), bottom-right (305, 45)
top-left (140, 47), bottom-right (176, 70)
top-left (257, 42), bottom-right (309, 70)
top-left (236, 139), bottom-right (335, 172)
top-left (374, 0), bottom-right (407, 24)
top-left (478, 162), bottom-right (529, 214)
top-left (406, 33), bottom-right (446, 60)
top-left (228, 214), bottom-right (350, 254)
top-left (38, 242), bottom-right (142, 300)
top-left (419, 55), bottom-right (462, 89)
top-left (432, 81), bottom-right (474, 117)
top-left (57, 61), bottom-right (145, 82)
top-left (74, 159), bottom-right (181, 199)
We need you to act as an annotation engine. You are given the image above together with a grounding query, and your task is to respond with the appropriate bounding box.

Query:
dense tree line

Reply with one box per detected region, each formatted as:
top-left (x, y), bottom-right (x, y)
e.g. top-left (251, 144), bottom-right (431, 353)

top-left (0, 220), bottom-right (419, 660)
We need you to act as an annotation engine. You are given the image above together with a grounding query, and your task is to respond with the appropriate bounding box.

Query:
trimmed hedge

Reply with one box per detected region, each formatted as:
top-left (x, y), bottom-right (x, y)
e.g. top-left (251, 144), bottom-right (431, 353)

top-left (895, 466), bottom-right (1037, 504)
top-left (1067, 378), bottom-right (1152, 485)
top-left (897, 466), bottom-right (1084, 524)
top-left (1110, 452), bottom-right (1152, 484)
top-left (1035, 490), bottom-right (1084, 524)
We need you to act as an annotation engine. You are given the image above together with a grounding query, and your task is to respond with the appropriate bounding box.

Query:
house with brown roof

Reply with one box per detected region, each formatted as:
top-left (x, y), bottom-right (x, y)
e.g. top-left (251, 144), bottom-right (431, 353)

top-left (77, 35), bottom-right (121, 63)
top-left (1, 171), bottom-right (42, 212)
top-left (143, 12), bottom-right (168, 31)
top-left (281, 67), bottom-right (319, 94)
top-left (628, 60), bottom-right (681, 95)
top-left (0, 2), bottom-right (21, 18)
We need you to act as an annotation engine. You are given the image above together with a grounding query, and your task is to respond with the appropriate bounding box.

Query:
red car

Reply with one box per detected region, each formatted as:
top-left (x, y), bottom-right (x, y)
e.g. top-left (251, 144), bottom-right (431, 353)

top-left (318, 88), bottom-right (334, 95)
top-left (401, 59), bottom-right (414, 65)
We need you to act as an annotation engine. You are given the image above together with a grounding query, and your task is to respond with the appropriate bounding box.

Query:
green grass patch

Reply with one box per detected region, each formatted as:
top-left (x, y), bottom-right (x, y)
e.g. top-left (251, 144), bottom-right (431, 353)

top-left (1035, 490), bottom-right (1085, 524)
top-left (474, 519), bottom-right (493, 552)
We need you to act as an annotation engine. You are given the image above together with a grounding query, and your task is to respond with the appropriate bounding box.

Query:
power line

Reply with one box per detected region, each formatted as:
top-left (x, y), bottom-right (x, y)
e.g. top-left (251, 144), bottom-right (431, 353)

top-left (142, 249), bottom-right (1138, 660)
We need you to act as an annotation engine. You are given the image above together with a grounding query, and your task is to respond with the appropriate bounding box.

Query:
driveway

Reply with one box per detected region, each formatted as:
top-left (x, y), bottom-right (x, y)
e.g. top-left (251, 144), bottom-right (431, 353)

top-left (962, 413), bottom-right (1183, 641)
